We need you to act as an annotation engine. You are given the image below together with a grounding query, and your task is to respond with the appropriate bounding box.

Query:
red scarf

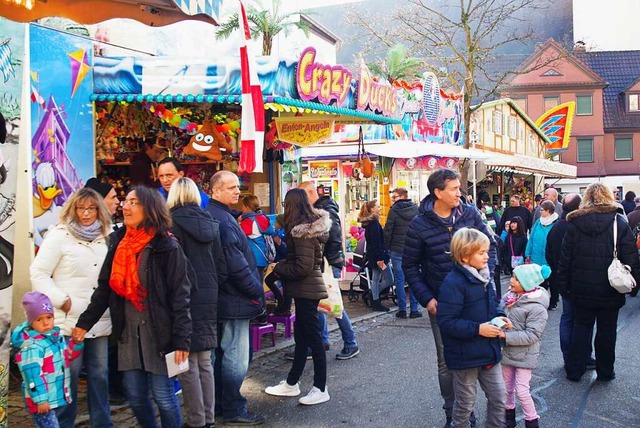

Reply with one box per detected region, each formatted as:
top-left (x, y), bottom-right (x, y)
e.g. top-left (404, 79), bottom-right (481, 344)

top-left (109, 227), bottom-right (155, 311)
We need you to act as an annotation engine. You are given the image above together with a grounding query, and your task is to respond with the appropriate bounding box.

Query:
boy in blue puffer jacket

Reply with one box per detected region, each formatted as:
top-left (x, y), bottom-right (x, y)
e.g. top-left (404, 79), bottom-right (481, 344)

top-left (438, 228), bottom-right (511, 428)
top-left (13, 292), bottom-right (83, 428)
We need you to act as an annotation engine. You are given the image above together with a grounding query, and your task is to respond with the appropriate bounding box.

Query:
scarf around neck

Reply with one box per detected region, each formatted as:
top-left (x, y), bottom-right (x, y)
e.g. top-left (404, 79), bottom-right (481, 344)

top-left (68, 220), bottom-right (103, 242)
top-left (109, 227), bottom-right (155, 311)
top-left (540, 212), bottom-right (559, 226)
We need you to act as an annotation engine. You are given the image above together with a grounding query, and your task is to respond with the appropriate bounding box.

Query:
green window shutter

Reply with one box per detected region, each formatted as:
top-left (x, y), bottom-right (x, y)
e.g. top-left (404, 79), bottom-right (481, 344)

top-left (576, 95), bottom-right (593, 115)
top-left (615, 137), bottom-right (633, 160)
top-left (577, 138), bottom-right (593, 162)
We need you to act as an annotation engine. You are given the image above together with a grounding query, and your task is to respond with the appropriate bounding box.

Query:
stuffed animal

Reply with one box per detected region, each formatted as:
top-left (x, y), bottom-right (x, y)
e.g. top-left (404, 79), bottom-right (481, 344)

top-left (183, 119), bottom-right (234, 161)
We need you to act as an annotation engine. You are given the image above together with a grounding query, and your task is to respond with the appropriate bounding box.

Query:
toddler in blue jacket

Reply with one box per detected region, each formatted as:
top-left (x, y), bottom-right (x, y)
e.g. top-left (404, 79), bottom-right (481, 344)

top-left (12, 291), bottom-right (83, 428)
top-left (438, 228), bottom-right (511, 428)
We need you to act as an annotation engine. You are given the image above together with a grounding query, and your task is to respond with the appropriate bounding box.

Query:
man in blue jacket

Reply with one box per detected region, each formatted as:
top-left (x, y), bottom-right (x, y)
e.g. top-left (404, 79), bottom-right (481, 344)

top-left (157, 157), bottom-right (210, 209)
top-left (206, 171), bottom-right (265, 426)
top-left (403, 168), bottom-right (496, 428)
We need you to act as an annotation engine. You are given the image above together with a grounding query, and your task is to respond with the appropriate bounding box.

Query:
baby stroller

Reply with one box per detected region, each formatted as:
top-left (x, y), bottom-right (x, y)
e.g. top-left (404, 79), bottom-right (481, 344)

top-left (348, 238), bottom-right (396, 307)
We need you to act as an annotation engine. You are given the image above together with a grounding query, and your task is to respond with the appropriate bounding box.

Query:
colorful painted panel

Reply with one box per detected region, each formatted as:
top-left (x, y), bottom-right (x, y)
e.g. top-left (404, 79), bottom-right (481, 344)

top-left (0, 18), bottom-right (23, 428)
top-left (535, 101), bottom-right (575, 153)
top-left (30, 25), bottom-right (94, 249)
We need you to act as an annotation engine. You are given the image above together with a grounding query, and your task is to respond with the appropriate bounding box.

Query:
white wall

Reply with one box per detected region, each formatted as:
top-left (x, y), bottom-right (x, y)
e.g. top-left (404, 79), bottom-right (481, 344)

top-left (573, 0), bottom-right (640, 51)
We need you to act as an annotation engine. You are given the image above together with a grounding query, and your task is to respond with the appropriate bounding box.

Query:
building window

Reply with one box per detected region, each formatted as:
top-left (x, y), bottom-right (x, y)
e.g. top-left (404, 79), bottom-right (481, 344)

top-left (508, 116), bottom-right (517, 139)
top-left (615, 137), bottom-right (633, 160)
top-left (544, 96), bottom-right (559, 111)
top-left (493, 111), bottom-right (502, 134)
top-left (629, 94), bottom-right (639, 112)
top-left (577, 138), bottom-right (593, 162)
top-left (576, 94), bottom-right (593, 115)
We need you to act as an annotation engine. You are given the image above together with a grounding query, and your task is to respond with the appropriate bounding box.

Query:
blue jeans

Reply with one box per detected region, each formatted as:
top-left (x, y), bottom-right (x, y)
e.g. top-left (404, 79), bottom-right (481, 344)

top-left (560, 296), bottom-right (594, 365)
top-left (122, 369), bottom-right (182, 428)
top-left (214, 319), bottom-right (251, 419)
top-left (32, 410), bottom-right (60, 428)
top-left (56, 336), bottom-right (112, 428)
top-left (389, 251), bottom-right (419, 312)
top-left (318, 267), bottom-right (357, 348)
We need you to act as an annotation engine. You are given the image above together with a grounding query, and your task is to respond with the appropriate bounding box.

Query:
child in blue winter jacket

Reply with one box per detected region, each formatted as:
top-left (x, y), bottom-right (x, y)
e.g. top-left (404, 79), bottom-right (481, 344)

top-left (12, 291), bottom-right (83, 428)
top-left (438, 228), bottom-right (512, 428)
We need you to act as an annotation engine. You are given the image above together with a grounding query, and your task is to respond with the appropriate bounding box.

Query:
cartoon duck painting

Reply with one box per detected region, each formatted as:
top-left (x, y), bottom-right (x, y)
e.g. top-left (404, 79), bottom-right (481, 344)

top-left (33, 162), bottom-right (62, 248)
top-left (183, 119), bottom-right (234, 161)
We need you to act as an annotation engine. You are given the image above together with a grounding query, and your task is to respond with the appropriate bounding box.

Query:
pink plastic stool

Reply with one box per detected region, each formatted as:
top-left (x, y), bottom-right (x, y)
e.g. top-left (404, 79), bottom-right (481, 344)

top-left (268, 313), bottom-right (296, 339)
top-left (250, 323), bottom-right (275, 351)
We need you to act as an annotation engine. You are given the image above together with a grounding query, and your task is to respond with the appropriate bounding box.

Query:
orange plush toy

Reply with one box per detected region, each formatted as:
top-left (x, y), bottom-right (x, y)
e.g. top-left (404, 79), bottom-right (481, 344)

top-left (183, 119), bottom-right (234, 161)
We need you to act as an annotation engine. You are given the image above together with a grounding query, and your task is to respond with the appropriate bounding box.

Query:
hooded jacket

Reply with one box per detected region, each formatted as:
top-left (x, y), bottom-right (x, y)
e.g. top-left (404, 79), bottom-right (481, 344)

top-left (384, 198), bottom-right (419, 253)
top-left (274, 210), bottom-right (331, 300)
top-left (557, 205), bottom-right (640, 309)
top-left (314, 196), bottom-right (345, 267)
top-left (171, 204), bottom-right (225, 352)
top-left (206, 199), bottom-right (264, 320)
top-left (361, 214), bottom-right (390, 266)
top-left (240, 211), bottom-right (275, 268)
top-left (437, 263), bottom-right (502, 370)
top-left (525, 215), bottom-right (558, 265)
top-left (12, 323), bottom-right (83, 413)
top-left (77, 227), bottom-right (193, 355)
top-left (403, 195), bottom-right (497, 307)
top-left (500, 287), bottom-right (549, 369)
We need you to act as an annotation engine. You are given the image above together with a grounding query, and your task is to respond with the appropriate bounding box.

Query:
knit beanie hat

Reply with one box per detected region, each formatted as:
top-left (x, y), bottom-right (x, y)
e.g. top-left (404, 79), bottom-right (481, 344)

top-left (513, 264), bottom-right (551, 291)
top-left (22, 291), bottom-right (54, 325)
top-left (85, 177), bottom-right (114, 199)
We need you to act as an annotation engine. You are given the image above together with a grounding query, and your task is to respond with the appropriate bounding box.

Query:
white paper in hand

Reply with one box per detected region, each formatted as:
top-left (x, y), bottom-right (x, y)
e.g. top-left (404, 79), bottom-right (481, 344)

top-left (165, 351), bottom-right (189, 377)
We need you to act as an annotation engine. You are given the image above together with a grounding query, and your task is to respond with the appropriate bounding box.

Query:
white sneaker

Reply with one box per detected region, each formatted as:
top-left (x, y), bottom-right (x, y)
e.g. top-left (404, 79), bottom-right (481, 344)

top-left (298, 386), bottom-right (330, 405)
top-left (265, 380), bottom-right (301, 397)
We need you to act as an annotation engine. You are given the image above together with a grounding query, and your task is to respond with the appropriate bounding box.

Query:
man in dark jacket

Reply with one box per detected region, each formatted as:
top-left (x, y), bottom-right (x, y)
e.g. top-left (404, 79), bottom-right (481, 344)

top-left (206, 171), bottom-right (265, 426)
top-left (297, 182), bottom-right (359, 360)
top-left (546, 193), bottom-right (595, 368)
top-left (384, 187), bottom-right (421, 319)
top-left (403, 168), bottom-right (496, 428)
top-left (498, 195), bottom-right (533, 234)
top-left (626, 195), bottom-right (640, 233)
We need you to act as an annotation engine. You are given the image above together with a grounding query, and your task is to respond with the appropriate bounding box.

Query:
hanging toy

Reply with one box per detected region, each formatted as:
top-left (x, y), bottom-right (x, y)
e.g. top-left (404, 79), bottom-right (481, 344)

top-left (183, 119), bottom-right (234, 161)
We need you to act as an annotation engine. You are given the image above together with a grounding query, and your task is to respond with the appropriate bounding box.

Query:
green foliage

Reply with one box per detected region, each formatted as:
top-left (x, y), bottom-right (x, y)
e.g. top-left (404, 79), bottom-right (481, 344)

top-left (0, 93), bottom-right (20, 120)
top-left (215, 0), bottom-right (313, 55)
top-left (366, 43), bottom-right (423, 84)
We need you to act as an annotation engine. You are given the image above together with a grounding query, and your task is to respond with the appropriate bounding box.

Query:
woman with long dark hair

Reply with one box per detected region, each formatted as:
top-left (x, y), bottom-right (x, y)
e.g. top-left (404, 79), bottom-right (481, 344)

top-left (264, 188), bottom-right (331, 405)
top-left (359, 200), bottom-right (393, 312)
top-left (504, 216), bottom-right (528, 276)
top-left (75, 186), bottom-right (192, 427)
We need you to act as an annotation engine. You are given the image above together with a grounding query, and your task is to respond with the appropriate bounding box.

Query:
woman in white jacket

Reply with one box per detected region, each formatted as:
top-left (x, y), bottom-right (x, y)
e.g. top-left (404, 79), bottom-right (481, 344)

top-left (30, 187), bottom-right (114, 428)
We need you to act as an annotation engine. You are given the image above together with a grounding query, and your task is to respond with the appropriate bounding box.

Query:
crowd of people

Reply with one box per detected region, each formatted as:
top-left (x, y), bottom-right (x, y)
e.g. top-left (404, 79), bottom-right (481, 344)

top-left (11, 165), bottom-right (640, 428)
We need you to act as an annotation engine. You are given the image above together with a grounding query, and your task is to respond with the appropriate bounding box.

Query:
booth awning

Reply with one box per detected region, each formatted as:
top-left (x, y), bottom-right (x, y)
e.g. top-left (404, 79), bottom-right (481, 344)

top-left (1, 0), bottom-right (218, 26)
top-left (301, 140), bottom-right (493, 159)
top-left (483, 153), bottom-right (577, 179)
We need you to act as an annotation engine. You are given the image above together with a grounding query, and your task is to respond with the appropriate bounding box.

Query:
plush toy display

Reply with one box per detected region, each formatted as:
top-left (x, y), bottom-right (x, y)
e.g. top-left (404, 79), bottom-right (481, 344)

top-left (183, 119), bottom-right (234, 161)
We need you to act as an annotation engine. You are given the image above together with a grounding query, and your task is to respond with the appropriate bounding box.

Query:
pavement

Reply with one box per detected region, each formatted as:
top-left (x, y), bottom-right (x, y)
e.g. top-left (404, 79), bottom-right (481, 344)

top-left (9, 276), bottom-right (640, 427)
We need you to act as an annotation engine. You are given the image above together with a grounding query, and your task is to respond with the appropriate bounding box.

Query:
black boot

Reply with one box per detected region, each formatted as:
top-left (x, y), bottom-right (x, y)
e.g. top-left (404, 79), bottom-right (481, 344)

top-left (524, 418), bottom-right (539, 428)
top-left (505, 408), bottom-right (517, 428)
top-left (371, 299), bottom-right (389, 312)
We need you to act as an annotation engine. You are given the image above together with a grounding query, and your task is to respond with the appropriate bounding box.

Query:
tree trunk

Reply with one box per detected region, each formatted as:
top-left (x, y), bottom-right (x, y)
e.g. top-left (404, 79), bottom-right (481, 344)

top-left (263, 36), bottom-right (272, 56)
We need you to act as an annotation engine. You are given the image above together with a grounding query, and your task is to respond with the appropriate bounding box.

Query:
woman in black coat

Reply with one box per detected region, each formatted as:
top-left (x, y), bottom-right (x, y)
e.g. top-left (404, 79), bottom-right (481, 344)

top-left (504, 216), bottom-right (528, 275)
top-left (557, 183), bottom-right (640, 382)
top-left (359, 200), bottom-right (393, 312)
top-left (264, 188), bottom-right (331, 406)
top-left (168, 177), bottom-right (224, 428)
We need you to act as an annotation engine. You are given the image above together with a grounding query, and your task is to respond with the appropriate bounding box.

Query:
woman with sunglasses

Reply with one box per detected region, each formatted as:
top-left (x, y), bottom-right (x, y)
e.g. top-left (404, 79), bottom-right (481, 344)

top-left (30, 187), bottom-right (114, 428)
top-left (75, 186), bottom-right (192, 427)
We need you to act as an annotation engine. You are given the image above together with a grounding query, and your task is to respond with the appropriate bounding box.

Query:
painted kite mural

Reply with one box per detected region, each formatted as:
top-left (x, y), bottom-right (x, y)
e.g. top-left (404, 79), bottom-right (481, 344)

top-left (535, 101), bottom-right (575, 154)
top-left (30, 25), bottom-right (94, 249)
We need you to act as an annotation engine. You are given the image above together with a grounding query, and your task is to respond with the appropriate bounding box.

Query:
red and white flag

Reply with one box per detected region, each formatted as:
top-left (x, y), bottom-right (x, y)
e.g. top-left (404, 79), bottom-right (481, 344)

top-left (238, 0), bottom-right (265, 174)
top-left (30, 84), bottom-right (45, 109)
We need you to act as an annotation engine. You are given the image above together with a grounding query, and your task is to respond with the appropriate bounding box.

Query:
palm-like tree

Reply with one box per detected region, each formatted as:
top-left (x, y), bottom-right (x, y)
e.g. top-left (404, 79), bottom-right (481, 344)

top-left (216, 0), bottom-right (312, 56)
top-left (367, 43), bottom-right (423, 84)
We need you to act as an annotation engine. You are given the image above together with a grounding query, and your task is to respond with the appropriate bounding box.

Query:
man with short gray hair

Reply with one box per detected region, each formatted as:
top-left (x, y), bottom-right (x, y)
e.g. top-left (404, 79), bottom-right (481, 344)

top-left (533, 187), bottom-right (563, 223)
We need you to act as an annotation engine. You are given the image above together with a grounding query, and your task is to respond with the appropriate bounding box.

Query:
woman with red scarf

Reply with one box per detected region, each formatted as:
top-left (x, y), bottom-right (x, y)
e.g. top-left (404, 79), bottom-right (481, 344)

top-left (75, 186), bottom-right (192, 428)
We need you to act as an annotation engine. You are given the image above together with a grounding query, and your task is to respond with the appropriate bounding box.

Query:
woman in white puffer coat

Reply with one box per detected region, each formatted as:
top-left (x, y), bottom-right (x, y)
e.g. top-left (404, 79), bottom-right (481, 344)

top-left (30, 187), bottom-right (114, 428)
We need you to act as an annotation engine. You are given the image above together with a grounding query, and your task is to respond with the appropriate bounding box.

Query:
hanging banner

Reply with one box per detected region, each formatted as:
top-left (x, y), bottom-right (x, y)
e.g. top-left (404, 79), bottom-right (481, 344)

top-left (30, 25), bottom-right (95, 250)
top-left (535, 101), bottom-right (575, 153)
top-left (275, 117), bottom-right (335, 147)
top-left (0, 18), bottom-right (23, 428)
top-left (309, 160), bottom-right (339, 179)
